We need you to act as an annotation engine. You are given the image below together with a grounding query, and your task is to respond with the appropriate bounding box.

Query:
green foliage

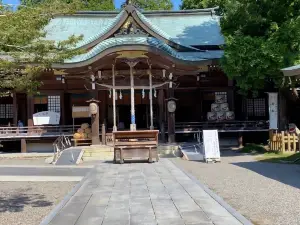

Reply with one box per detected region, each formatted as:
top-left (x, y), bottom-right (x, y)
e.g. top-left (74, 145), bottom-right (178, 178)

top-left (0, 0), bottom-right (84, 95)
top-left (220, 0), bottom-right (300, 95)
top-left (181, 0), bottom-right (224, 10)
top-left (181, 0), bottom-right (300, 95)
top-left (123, 0), bottom-right (173, 10)
top-left (20, 0), bottom-right (115, 11)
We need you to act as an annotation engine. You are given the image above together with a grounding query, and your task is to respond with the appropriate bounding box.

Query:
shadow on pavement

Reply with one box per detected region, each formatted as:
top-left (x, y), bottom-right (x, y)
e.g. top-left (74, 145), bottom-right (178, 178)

top-left (232, 161), bottom-right (300, 189)
top-left (0, 190), bottom-right (52, 213)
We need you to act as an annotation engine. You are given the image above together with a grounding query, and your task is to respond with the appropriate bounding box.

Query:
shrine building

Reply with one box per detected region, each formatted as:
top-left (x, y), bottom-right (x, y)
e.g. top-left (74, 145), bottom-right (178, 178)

top-left (0, 3), bottom-right (270, 152)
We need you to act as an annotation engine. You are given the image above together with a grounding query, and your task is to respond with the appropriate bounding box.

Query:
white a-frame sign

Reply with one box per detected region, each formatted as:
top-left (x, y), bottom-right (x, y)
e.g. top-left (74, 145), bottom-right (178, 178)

top-left (203, 130), bottom-right (221, 163)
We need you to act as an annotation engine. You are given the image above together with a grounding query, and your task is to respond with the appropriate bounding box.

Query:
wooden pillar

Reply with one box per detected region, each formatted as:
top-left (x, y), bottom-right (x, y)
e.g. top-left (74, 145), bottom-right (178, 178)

top-left (12, 92), bottom-right (17, 126)
top-left (88, 96), bottom-right (101, 146)
top-left (21, 138), bottom-right (27, 153)
top-left (149, 66), bottom-right (154, 130)
top-left (60, 92), bottom-right (65, 125)
top-left (158, 89), bottom-right (165, 142)
top-left (238, 132), bottom-right (243, 148)
top-left (168, 86), bottom-right (176, 143)
top-left (278, 91), bottom-right (287, 130)
top-left (99, 90), bottom-right (107, 145)
top-left (112, 64), bottom-right (117, 132)
top-left (26, 95), bottom-right (34, 127)
top-left (128, 62), bottom-right (138, 131)
top-left (227, 80), bottom-right (235, 113)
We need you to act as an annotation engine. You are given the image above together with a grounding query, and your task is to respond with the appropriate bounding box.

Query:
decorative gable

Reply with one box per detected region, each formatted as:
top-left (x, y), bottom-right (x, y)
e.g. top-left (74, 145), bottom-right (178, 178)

top-left (114, 17), bottom-right (149, 37)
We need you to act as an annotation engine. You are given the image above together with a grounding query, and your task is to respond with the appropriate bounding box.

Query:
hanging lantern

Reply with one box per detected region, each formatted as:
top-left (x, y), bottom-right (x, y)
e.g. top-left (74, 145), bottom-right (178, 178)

top-left (119, 90), bottom-right (123, 99)
top-left (154, 89), bottom-right (157, 98)
top-left (142, 89), bottom-right (145, 99)
top-left (109, 89), bottom-right (111, 98)
top-left (169, 72), bottom-right (173, 80)
top-left (162, 69), bottom-right (166, 78)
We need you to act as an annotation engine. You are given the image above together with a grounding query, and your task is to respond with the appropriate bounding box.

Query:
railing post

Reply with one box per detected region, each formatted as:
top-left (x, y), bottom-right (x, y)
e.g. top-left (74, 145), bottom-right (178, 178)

top-left (102, 123), bottom-right (106, 145)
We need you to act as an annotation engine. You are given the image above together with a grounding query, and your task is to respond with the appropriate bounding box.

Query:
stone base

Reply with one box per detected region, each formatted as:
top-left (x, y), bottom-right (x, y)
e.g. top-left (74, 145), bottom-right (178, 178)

top-left (130, 124), bottom-right (136, 131)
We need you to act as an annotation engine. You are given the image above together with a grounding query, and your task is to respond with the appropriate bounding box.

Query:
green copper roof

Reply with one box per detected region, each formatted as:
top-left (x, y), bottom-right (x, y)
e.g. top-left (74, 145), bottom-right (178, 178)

top-left (44, 9), bottom-right (224, 48)
top-left (64, 37), bottom-right (218, 64)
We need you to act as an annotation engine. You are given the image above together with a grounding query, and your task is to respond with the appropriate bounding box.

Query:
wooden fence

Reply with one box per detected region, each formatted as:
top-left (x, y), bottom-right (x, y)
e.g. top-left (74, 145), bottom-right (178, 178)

top-left (269, 130), bottom-right (299, 152)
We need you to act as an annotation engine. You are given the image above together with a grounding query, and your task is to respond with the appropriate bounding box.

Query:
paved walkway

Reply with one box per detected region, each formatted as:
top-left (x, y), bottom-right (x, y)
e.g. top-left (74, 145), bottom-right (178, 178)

top-left (44, 159), bottom-right (247, 225)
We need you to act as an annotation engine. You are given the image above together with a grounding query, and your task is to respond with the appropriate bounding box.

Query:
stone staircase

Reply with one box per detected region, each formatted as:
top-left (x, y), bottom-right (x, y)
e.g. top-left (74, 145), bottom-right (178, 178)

top-left (81, 144), bottom-right (181, 161)
top-left (82, 145), bottom-right (114, 161)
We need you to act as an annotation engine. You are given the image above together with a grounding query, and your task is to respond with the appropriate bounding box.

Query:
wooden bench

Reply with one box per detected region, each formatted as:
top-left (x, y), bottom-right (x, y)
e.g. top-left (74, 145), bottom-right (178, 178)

top-left (113, 130), bottom-right (159, 164)
top-left (71, 139), bottom-right (92, 147)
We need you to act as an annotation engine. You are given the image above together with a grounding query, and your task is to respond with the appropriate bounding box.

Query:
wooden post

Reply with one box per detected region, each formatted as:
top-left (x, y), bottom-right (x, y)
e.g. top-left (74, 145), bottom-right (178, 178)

top-left (12, 92), bottom-right (17, 126)
top-left (149, 66), bottom-right (154, 130)
top-left (269, 130), bottom-right (273, 151)
top-left (128, 62), bottom-right (138, 131)
top-left (102, 123), bottom-right (106, 145)
top-left (112, 64), bottom-right (117, 132)
top-left (26, 95), bottom-right (34, 133)
top-left (158, 89), bottom-right (165, 142)
top-left (21, 138), bottom-right (27, 153)
top-left (87, 97), bottom-right (101, 146)
top-left (287, 133), bottom-right (291, 152)
top-left (167, 86), bottom-right (176, 143)
top-left (238, 132), bottom-right (243, 148)
top-left (60, 92), bottom-right (65, 125)
top-left (292, 133), bottom-right (296, 152)
top-left (281, 131), bottom-right (285, 152)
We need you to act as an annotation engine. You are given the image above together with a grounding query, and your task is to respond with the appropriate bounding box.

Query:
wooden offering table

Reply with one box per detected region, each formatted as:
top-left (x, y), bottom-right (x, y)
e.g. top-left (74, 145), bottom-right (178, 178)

top-left (113, 130), bottom-right (159, 164)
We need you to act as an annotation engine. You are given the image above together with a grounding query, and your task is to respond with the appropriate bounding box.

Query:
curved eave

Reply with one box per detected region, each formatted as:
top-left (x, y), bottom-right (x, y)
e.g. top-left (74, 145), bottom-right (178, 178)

top-left (281, 64), bottom-right (300, 77)
top-left (78, 5), bottom-right (199, 52)
top-left (53, 37), bottom-right (212, 69)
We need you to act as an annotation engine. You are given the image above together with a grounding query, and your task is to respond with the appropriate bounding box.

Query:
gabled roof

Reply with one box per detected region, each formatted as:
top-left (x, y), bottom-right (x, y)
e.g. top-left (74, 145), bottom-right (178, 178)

top-left (44, 7), bottom-right (224, 49)
top-left (63, 37), bottom-right (219, 65)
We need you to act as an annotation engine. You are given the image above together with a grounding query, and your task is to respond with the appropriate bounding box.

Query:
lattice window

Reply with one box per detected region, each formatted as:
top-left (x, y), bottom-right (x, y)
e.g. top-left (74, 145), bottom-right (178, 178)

top-left (246, 98), bottom-right (266, 117)
top-left (48, 96), bottom-right (61, 113)
top-left (0, 104), bottom-right (13, 118)
top-left (0, 105), bottom-right (5, 119)
top-left (215, 92), bottom-right (227, 102)
top-left (6, 104), bottom-right (13, 118)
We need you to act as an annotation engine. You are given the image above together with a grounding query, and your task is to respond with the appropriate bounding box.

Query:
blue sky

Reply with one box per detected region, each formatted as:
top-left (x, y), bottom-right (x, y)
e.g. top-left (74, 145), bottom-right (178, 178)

top-left (2, 0), bottom-right (182, 10)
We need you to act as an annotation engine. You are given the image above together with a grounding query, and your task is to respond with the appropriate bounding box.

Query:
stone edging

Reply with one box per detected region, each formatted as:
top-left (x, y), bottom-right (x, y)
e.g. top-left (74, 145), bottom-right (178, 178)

top-left (39, 167), bottom-right (94, 225)
top-left (170, 160), bottom-right (253, 225)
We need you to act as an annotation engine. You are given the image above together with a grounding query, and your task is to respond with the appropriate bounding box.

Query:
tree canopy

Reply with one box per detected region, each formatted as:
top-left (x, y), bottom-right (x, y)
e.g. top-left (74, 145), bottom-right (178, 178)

top-left (0, 0), bottom-right (84, 95)
top-left (181, 0), bottom-right (223, 10)
top-left (181, 0), bottom-right (300, 96)
top-left (122, 0), bottom-right (173, 10)
top-left (20, 0), bottom-right (115, 11)
top-left (220, 0), bottom-right (300, 95)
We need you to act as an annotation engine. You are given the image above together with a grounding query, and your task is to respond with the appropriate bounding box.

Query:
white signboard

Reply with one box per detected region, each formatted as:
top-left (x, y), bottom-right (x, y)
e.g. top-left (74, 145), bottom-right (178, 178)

top-left (33, 111), bottom-right (60, 125)
top-left (268, 93), bottom-right (278, 129)
top-left (203, 130), bottom-right (221, 162)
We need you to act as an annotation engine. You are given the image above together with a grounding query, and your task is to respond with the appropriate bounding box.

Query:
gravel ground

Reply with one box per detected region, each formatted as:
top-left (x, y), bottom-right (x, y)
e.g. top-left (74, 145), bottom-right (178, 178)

top-left (0, 158), bottom-right (49, 165)
top-left (0, 182), bottom-right (76, 225)
top-left (172, 152), bottom-right (300, 225)
top-left (0, 157), bottom-right (99, 166)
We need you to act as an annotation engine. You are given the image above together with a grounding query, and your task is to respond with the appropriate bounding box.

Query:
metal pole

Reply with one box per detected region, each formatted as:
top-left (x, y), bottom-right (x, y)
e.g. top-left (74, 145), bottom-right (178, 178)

top-left (149, 68), bottom-right (154, 130)
top-left (130, 65), bottom-right (136, 131)
top-left (112, 64), bottom-right (117, 131)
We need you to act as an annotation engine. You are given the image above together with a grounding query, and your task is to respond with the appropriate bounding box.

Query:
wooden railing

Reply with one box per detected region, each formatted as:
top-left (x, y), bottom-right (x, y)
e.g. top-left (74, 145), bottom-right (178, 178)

top-left (269, 130), bottom-right (299, 152)
top-left (167, 121), bottom-right (269, 133)
top-left (0, 125), bottom-right (81, 138)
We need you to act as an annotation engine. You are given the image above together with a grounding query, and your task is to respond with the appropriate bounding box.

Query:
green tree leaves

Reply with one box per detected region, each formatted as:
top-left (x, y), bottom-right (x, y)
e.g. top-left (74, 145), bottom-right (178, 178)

top-left (0, 0), bottom-right (84, 95)
top-left (20, 0), bottom-right (115, 11)
top-left (122, 0), bottom-right (173, 10)
top-left (181, 0), bottom-right (300, 95)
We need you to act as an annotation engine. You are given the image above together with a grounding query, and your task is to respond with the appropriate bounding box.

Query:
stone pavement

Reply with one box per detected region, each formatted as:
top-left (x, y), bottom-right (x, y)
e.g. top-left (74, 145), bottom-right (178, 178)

top-left (44, 159), bottom-right (247, 225)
